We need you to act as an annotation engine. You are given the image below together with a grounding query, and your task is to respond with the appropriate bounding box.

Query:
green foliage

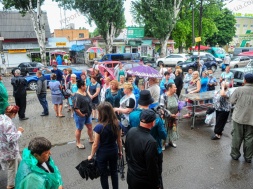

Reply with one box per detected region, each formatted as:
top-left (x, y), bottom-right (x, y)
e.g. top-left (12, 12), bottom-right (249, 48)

top-left (55, 0), bottom-right (126, 43)
top-left (205, 8), bottom-right (236, 46)
top-left (131, 0), bottom-right (177, 41)
top-left (172, 19), bottom-right (191, 49)
top-left (2, 0), bottom-right (45, 15)
top-left (90, 28), bottom-right (100, 38)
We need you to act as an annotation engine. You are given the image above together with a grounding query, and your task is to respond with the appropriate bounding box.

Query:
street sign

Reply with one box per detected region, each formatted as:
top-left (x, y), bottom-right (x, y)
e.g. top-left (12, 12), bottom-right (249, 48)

top-left (56, 42), bottom-right (67, 46)
top-left (195, 37), bottom-right (201, 42)
top-left (127, 27), bottom-right (144, 38)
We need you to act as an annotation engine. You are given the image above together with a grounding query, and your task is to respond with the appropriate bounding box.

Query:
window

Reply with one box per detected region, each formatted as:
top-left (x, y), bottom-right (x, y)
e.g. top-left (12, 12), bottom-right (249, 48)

top-left (234, 71), bottom-right (244, 80)
top-left (102, 55), bottom-right (109, 61)
top-left (251, 25), bottom-right (253, 28)
top-left (111, 55), bottom-right (123, 60)
top-left (112, 46), bottom-right (117, 53)
top-left (243, 24), bottom-right (248, 27)
top-left (79, 33), bottom-right (84, 38)
top-left (141, 46), bottom-right (148, 56)
top-left (122, 54), bottom-right (132, 60)
top-left (236, 24), bottom-right (240, 27)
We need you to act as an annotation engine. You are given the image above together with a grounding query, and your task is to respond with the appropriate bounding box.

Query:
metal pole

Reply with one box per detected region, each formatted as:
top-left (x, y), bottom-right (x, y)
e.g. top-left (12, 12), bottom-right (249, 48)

top-left (192, 0), bottom-right (195, 51)
top-left (198, 0), bottom-right (203, 54)
top-left (0, 32), bottom-right (5, 75)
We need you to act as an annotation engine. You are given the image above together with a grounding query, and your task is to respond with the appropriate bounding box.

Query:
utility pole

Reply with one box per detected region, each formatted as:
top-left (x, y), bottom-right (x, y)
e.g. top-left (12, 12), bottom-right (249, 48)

top-left (198, 0), bottom-right (203, 54)
top-left (192, 0), bottom-right (195, 51)
top-left (0, 32), bottom-right (6, 76)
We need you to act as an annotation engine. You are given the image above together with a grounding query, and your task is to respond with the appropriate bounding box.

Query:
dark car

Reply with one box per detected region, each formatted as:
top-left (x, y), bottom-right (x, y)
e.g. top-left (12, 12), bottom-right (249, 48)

top-left (11, 62), bottom-right (45, 76)
top-left (177, 55), bottom-right (217, 72)
top-left (140, 56), bottom-right (157, 68)
top-left (230, 67), bottom-right (253, 87)
top-left (25, 66), bottom-right (82, 90)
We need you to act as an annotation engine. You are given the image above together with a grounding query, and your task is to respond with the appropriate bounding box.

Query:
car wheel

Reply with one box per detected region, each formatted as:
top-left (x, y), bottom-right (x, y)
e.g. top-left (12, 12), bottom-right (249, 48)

top-left (158, 61), bottom-right (163, 67)
top-left (28, 81), bottom-right (37, 91)
top-left (234, 65), bottom-right (238, 68)
top-left (177, 61), bottom-right (182, 64)
top-left (211, 65), bottom-right (217, 72)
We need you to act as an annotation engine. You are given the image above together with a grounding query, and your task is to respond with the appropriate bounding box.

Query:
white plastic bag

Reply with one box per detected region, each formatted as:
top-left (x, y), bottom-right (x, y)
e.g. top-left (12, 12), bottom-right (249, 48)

top-left (205, 111), bottom-right (216, 126)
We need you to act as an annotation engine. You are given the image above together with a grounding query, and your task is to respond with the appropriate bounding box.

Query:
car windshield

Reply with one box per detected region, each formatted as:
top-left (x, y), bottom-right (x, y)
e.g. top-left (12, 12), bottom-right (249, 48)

top-left (231, 57), bottom-right (240, 61)
top-left (37, 63), bottom-right (44, 67)
top-left (185, 57), bottom-right (196, 62)
top-left (214, 48), bottom-right (224, 54)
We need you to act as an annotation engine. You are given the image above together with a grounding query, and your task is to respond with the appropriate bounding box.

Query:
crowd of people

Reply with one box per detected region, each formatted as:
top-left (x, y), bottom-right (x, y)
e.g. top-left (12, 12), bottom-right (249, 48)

top-left (0, 60), bottom-right (253, 189)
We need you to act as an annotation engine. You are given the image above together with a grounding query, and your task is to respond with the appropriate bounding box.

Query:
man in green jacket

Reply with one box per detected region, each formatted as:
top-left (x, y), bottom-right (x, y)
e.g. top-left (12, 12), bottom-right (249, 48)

top-left (0, 75), bottom-right (9, 114)
top-left (15, 137), bottom-right (63, 189)
top-left (230, 73), bottom-right (253, 163)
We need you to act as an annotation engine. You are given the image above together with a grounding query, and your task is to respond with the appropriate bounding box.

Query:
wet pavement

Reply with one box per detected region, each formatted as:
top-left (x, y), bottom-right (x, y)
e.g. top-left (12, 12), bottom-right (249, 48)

top-left (1, 65), bottom-right (253, 189)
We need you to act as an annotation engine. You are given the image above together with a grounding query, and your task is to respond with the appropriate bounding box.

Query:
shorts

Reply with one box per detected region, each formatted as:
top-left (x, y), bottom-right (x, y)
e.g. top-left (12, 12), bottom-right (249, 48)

top-left (91, 103), bottom-right (98, 110)
top-left (73, 112), bottom-right (92, 130)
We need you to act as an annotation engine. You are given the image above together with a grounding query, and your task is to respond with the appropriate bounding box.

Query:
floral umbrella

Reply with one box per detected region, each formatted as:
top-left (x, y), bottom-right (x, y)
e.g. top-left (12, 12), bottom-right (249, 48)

top-left (127, 65), bottom-right (162, 78)
top-left (86, 47), bottom-right (103, 53)
top-left (98, 65), bottom-right (116, 80)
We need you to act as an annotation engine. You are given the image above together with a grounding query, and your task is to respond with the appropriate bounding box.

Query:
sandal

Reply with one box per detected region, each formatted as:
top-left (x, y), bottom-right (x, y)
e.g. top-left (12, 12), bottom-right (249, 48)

top-left (7, 186), bottom-right (15, 189)
top-left (76, 144), bottom-right (85, 149)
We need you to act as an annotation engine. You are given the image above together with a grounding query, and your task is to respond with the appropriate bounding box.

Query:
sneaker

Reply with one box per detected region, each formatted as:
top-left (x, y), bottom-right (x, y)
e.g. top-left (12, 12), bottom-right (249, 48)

top-left (19, 117), bottom-right (29, 120)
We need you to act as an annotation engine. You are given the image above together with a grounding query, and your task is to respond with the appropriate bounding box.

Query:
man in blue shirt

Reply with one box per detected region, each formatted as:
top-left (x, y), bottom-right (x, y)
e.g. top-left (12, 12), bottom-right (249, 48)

top-left (46, 65), bottom-right (63, 82)
top-left (129, 90), bottom-right (167, 189)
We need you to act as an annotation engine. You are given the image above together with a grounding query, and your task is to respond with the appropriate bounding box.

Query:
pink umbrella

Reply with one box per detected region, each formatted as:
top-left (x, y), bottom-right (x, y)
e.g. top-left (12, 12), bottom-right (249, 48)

top-left (98, 65), bottom-right (116, 80)
top-left (86, 47), bottom-right (103, 53)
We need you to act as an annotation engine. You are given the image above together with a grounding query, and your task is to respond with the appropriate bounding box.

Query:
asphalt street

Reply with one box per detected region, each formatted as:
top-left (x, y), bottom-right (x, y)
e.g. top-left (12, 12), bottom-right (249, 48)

top-left (1, 65), bottom-right (253, 189)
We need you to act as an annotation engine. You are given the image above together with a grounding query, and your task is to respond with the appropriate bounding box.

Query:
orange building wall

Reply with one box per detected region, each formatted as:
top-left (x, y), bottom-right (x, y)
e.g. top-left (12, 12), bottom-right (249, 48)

top-left (54, 29), bottom-right (89, 41)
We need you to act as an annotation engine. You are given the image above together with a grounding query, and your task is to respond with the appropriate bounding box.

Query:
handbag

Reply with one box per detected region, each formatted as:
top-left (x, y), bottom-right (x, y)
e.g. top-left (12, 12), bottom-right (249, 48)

top-left (76, 158), bottom-right (100, 180)
top-left (61, 88), bottom-right (71, 99)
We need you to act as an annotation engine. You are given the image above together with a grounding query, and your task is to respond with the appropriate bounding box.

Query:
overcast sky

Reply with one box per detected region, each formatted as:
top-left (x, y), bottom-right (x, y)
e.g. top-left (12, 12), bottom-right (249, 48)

top-left (1, 0), bottom-right (252, 32)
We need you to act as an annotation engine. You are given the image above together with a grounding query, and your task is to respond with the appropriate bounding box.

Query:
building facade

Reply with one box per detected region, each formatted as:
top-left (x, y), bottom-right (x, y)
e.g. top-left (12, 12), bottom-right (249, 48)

top-left (54, 29), bottom-right (89, 41)
top-left (232, 13), bottom-right (253, 48)
top-left (0, 11), bottom-right (51, 67)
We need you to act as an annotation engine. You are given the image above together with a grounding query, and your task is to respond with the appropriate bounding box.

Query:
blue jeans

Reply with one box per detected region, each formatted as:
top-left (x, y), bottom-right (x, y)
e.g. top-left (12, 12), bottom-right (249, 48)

top-left (96, 149), bottom-right (118, 189)
top-left (37, 94), bottom-right (49, 114)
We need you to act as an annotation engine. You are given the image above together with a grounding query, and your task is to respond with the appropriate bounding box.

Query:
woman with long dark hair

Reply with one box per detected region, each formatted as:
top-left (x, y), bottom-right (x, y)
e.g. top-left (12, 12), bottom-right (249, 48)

top-left (88, 102), bottom-right (122, 189)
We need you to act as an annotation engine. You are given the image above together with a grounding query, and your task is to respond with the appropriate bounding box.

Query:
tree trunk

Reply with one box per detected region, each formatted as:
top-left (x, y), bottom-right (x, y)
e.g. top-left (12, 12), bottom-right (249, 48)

top-left (105, 22), bottom-right (115, 54)
top-left (28, 0), bottom-right (47, 66)
top-left (160, 35), bottom-right (170, 58)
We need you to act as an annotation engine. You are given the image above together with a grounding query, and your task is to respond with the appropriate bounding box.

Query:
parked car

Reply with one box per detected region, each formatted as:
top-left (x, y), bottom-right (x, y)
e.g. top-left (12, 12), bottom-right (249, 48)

top-left (230, 67), bottom-right (253, 87)
top-left (156, 54), bottom-right (190, 67)
top-left (192, 52), bottom-right (223, 64)
top-left (140, 56), bottom-right (157, 68)
top-left (100, 53), bottom-right (141, 62)
top-left (246, 59), bottom-right (253, 68)
top-left (25, 66), bottom-right (82, 90)
top-left (229, 56), bottom-right (251, 68)
top-left (101, 61), bottom-right (120, 72)
top-left (11, 62), bottom-right (44, 76)
top-left (177, 55), bottom-right (217, 72)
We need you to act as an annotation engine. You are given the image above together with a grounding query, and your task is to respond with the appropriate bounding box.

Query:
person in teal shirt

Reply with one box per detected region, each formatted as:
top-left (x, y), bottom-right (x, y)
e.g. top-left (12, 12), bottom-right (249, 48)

top-left (160, 71), bottom-right (174, 95)
top-left (200, 71), bottom-right (209, 93)
top-left (129, 90), bottom-right (167, 189)
top-left (0, 75), bottom-right (9, 114)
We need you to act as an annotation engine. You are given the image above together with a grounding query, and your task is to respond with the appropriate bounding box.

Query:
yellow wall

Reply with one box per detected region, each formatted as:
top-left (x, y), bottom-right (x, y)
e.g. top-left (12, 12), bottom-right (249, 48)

top-left (54, 29), bottom-right (89, 41)
top-left (233, 16), bottom-right (253, 46)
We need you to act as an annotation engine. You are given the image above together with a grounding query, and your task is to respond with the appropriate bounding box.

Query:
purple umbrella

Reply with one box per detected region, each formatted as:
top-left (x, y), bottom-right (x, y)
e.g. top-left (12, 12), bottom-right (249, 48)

top-left (127, 65), bottom-right (162, 78)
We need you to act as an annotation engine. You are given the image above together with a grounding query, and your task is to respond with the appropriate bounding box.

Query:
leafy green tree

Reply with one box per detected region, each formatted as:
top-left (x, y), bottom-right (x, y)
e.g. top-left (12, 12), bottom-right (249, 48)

top-left (131, 0), bottom-right (183, 57)
top-left (89, 28), bottom-right (100, 38)
top-left (2, 0), bottom-right (47, 65)
top-left (55, 0), bottom-right (125, 53)
top-left (205, 8), bottom-right (236, 46)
